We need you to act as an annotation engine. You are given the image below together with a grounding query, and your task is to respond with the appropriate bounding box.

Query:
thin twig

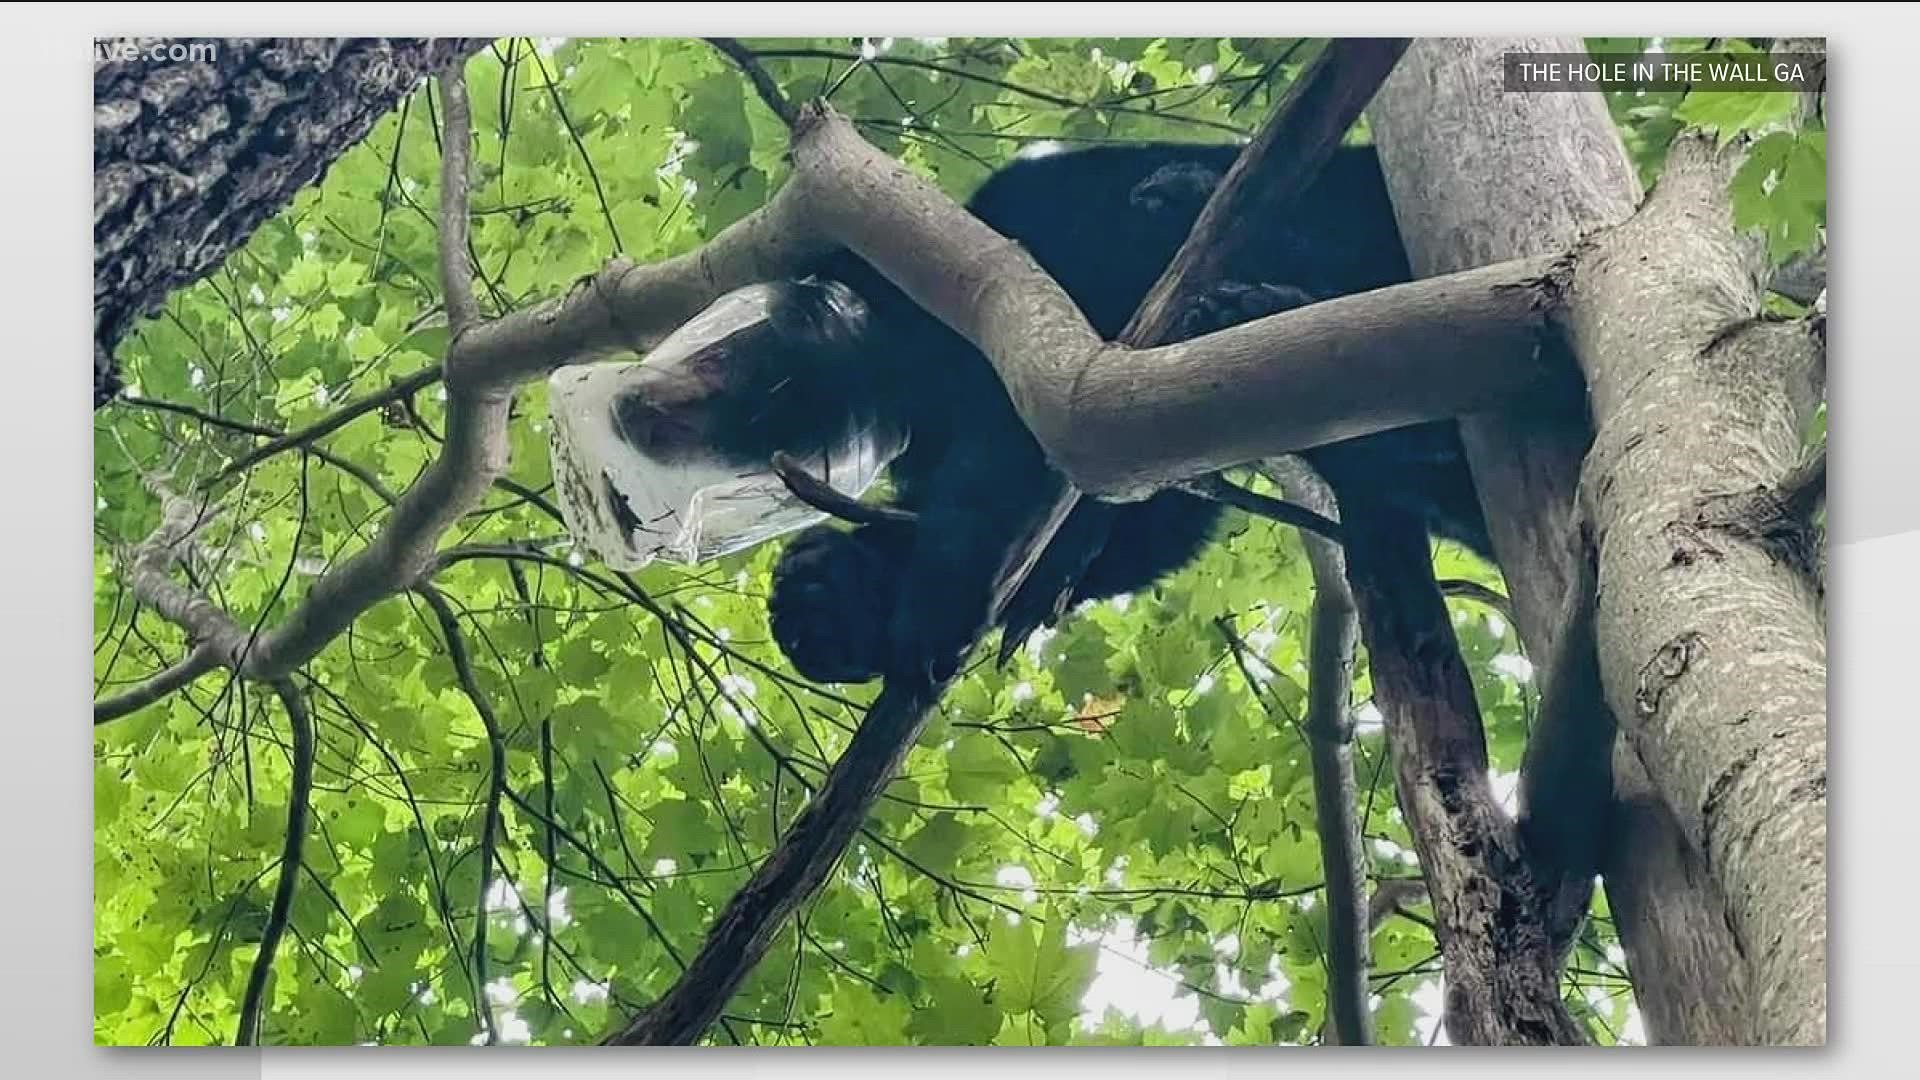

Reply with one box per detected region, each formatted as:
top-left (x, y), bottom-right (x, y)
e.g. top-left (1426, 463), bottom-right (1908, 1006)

top-left (235, 679), bottom-right (315, 1046)
top-left (748, 47), bottom-right (1250, 137)
top-left (94, 644), bottom-right (219, 724)
top-left (707, 38), bottom-right (798, 128)
top-left (207, 366), bottom-right (443, 486)
top-left (417, 585), bottom-right (506, 1044)
top-left (1438, 579), bottom-right (1515, 620)
top-left (1178, 474), bottom-right (1344, 541)
top-left (771, 451), bottom-right (916, 526)
top-left (122, 395), bottom-right (400, 506)
top-left (1281, 459), bottom-right (1372, 1046)
top-left (528, 44), bottom-right (625, 252)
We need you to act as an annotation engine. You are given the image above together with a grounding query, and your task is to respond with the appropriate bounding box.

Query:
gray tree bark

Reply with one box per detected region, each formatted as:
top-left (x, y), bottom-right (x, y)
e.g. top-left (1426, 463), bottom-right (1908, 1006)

top-left (1372, 37), bottom-right (1826, 1045)
top-left (1567, 133), bottom-right (1827, 1046)
top-left (1368, 38), bottom-right (1745, 1046)
top-left (94, 36), bottom-right (489, 406)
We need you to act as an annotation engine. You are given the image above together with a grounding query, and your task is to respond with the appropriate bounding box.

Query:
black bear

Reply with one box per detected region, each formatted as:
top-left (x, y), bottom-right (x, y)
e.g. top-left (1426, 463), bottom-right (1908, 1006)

top-left (612, 141), bottom-right (1493, 686)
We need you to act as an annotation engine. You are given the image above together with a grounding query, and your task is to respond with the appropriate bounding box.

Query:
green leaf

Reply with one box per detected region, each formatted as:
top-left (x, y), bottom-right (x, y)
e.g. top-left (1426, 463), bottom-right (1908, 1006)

top-left (983, 917), bottom-right (1097, 1025)
top-left (817, 982), bottom-right (913, 1046)
top-left (1047, 621), bottom-right (1113, 700)
top-left (283, 256), bottom-right (329, 298)
top-left (910, 976), bottom-right (1003, 1045)
top-left (1730, 130), bottom-right (1825, 262)
top-left (1674, 89), bottom-right (1795, 143)
top-left (327, 795), bottom-right (386, 850)
top-left (643, 798), bottom-right (715, 863)
top-left (94, 954), bottom-right (132, 1016)
top-left (556, 636), bottom-right (610, 685)
top-left (903, 813), bottom-right (975, 874)
top-left (94, 765), bottom-right (128, 828)
top-left (288, 974), bottom-right (360, 1044)
top-left (360, 894), bottom-right (428, 961)
top-left (945, 735), bottom-right (1022, 804)
top-left (359, 963), bottom-right (418, 1017)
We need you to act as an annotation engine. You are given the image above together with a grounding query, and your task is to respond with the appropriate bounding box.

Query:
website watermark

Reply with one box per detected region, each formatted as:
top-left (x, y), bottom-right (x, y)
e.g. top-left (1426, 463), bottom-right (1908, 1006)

top-left (1505, 51), bottom-right (1826, 93)
top-left (94, 38), bottom-right (220, 65)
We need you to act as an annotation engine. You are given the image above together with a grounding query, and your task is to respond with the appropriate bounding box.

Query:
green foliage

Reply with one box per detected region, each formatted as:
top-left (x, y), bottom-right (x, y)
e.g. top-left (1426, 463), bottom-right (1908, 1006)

top-left (1590, 37), bottom-right (1826, 264)
top-left (1732, 130), bottom-right (1827, 263)
top-left (91, 35), bottom-right (1640, 1050)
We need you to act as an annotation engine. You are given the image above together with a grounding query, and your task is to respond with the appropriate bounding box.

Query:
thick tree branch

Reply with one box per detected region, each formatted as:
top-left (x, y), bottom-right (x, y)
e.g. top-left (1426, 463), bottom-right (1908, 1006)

top-left (602, 681), bottom-right (938, 1044)
top-left (1367, 37), bottom-right (1743, 1037)
top-left (1600, 754), bottom-right (1748, 1045)
top-left (1513, 540), bottom-right (1613, 957)
top-left (1569, 132), bottom-right (1828, 1046)
top-left (1339, 483), bottom-right (1584, 1045)
top-left (438, 66), bottom-right (480, 334)
top-left (1371, 34), bottom-right (1637, 664)
top-left (122, 489), bottom-right (254, 654)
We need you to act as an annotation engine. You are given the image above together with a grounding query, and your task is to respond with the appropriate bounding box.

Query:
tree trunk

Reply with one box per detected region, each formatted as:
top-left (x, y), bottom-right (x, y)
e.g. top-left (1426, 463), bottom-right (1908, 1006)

top-left (1369, 42), bottom-right (1632, 964)
top-left (1602, 754), bottom-right (1748, 1044)
top-left (1368, 37), bottom-right (1751, 1044)
top-left (94, 36), bottom-right (489, 406)
top-left (1566, 133), bottom-right (1827, 1046)
top-left (1373, 37), bottom-right (1826, 1045)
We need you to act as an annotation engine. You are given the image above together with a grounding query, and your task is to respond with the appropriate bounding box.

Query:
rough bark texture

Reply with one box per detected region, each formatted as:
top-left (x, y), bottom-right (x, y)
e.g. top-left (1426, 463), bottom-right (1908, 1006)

top-left (1371, 36), bottom-right (1638, 650)
top-left (94, 37), bottom-right (489, 406)
top-left (1369, 37), bottom-right (1751, 1043)
top-left (1569, 135), bottom-right (1828, 1046)
top-left (1340, 488), bottom-right (1584, 1045)
top-left (1602, 753), bottom-right (1748, 1045)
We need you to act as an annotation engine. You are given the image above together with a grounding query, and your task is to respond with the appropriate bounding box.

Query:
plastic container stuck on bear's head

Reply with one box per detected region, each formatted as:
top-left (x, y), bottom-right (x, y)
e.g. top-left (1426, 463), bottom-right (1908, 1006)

top-left (546, 284), bottom-right (904, 572)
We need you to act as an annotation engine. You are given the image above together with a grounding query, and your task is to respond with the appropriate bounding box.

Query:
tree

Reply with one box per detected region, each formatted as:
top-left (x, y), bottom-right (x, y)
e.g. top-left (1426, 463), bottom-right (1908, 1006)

top-left (1367, 38), bottom-right (1826, 1045)
top-left (94, 36), bottom-right (489, 407)
top-left (91, 35), bottom-right (1824, 1047)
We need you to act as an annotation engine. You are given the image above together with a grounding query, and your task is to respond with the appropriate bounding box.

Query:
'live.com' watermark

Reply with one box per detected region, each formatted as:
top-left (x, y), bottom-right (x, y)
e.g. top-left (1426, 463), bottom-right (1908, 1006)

top-left (94, 39), bottom-right (220, 65)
